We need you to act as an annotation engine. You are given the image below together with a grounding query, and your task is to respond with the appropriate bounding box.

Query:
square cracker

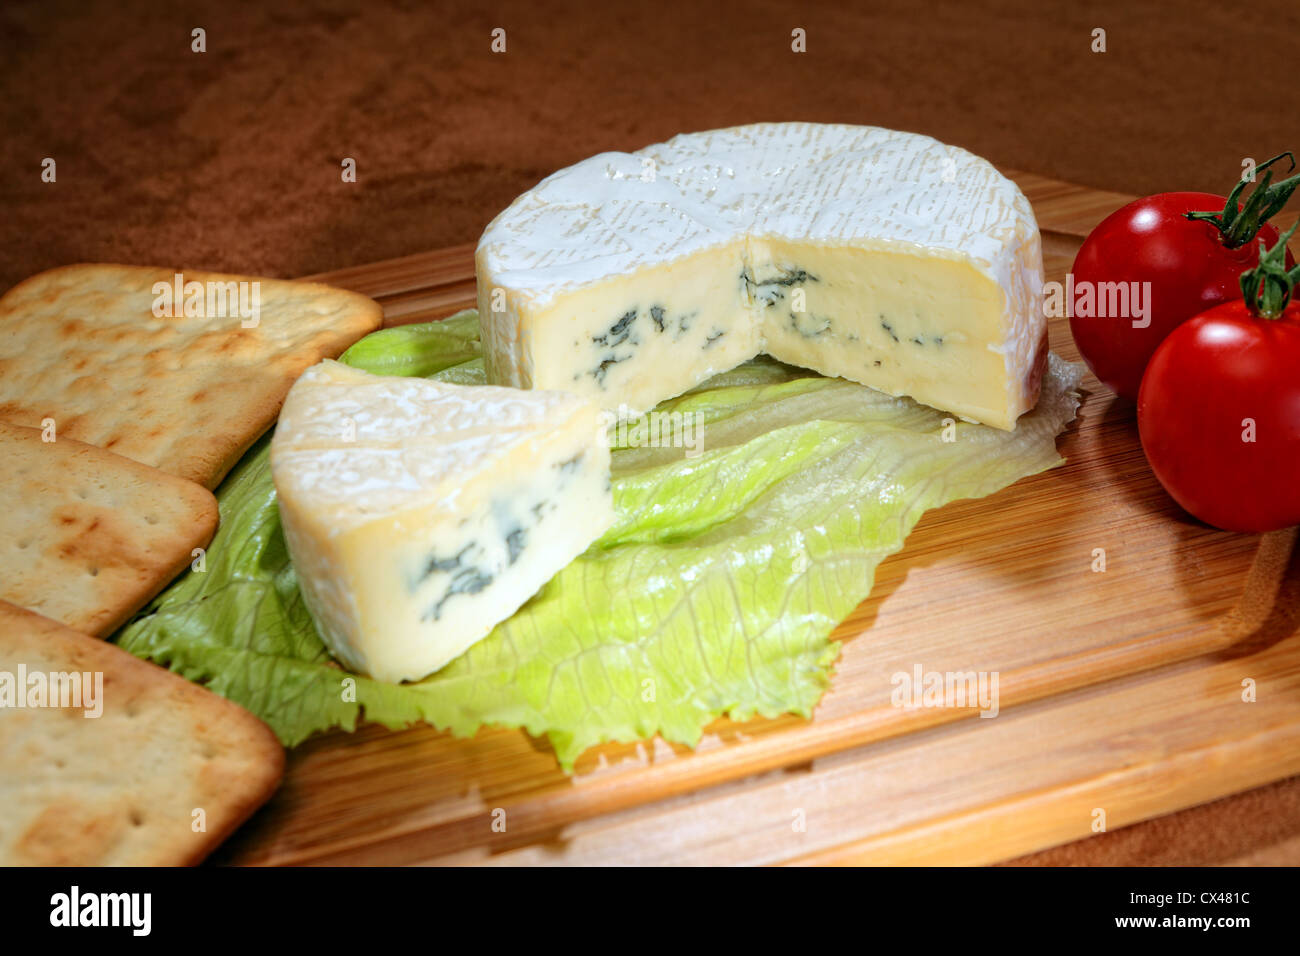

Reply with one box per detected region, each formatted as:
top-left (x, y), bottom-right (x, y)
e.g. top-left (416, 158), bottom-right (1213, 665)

top-left (0, 264), bottom-right (383, 489)
top-left (0, 602), bottom-right (284, 866)
top-left (0, 422), bottom-right (219, 637)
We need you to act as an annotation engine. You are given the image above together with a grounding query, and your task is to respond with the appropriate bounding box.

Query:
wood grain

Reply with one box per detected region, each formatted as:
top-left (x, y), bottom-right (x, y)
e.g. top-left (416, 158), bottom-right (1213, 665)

top-left (217, 170), bottom-right (1297, 866)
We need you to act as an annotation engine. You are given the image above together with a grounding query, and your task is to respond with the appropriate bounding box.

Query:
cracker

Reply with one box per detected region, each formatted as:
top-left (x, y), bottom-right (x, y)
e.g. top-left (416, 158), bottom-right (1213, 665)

top-left (0, 264), bottom-right (383, 488)
top-left (0, 602), bottom-right (284, 866)
top-left (0, 422), bottom-right (218, 637)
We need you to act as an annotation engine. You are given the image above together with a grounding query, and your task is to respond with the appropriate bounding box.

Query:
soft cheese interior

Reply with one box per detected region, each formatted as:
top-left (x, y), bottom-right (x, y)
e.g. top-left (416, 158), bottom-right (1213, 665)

top-left (508, 241), bottom-right (760, 415)
top-left (477, 123), bottom-right (1047, 430)
top-left (271, 361), bottom-right (614, 683)
top-left (751, 239), bottom-right (1037, 429)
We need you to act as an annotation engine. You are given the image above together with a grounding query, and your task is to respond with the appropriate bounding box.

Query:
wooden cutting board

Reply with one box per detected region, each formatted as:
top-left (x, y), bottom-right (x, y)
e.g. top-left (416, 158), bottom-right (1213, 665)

top-left (216, 171), bottom-right (1300, 866)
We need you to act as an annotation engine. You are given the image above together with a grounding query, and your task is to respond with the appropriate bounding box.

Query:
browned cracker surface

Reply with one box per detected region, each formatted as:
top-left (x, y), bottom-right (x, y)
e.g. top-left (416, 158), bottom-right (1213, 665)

top-left (0, 602), bottom-right (284, 866)
top-left (0, 264), bottom-right (383, 489)
top-left (0, 422), bottom-right (219, 637)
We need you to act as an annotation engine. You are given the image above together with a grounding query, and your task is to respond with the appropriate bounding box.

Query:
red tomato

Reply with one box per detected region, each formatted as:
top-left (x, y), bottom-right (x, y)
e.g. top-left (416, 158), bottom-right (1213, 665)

top-left (1137, 298), bottom-right (1300, 532)
top-left (1070, 192), bottom-right (1293, 401)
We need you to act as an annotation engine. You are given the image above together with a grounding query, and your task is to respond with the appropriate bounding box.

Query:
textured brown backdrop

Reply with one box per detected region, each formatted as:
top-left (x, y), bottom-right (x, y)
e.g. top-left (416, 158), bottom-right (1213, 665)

top-left (2, 0), bottom-right (1297, 865)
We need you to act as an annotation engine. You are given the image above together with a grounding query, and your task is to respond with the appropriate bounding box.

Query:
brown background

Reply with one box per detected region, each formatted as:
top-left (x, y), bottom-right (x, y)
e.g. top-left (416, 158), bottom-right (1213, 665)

top-left (2, 0), bottom-right (1297, 864)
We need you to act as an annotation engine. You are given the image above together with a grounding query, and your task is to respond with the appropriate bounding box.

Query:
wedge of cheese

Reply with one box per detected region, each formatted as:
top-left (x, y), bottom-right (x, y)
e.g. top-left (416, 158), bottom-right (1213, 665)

top-left (270, 361), bottom-right (614, 683)
top-left (477, 123), bottom-right (1046, 430)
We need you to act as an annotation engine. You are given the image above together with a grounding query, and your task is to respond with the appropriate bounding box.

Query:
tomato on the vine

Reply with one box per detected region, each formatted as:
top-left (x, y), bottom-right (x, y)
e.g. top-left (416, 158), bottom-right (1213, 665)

top-left (1137, 223), bottom-right (1300, 533)
top-left (1070, 155), bottom-right (1298, 401)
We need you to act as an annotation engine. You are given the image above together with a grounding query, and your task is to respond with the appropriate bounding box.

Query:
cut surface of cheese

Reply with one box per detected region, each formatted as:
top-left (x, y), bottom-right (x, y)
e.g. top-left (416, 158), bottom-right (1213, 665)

top-left (476, 123), bottom-right (1046, 429)
top-left (270, 361), bottom-right (614, 683)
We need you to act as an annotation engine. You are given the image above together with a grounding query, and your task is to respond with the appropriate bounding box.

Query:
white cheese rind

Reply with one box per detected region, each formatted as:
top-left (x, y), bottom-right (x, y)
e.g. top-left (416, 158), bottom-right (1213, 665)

top-left (476, 122), bottom-right (1046, 430)
top-left (270, 361), bottom-right (614, 683)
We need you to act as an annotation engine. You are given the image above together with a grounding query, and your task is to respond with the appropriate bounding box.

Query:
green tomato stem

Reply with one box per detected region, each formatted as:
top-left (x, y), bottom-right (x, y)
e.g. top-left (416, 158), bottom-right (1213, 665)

top-left (1186, 152), bottom-right (1300, 249)
top-left (1240, 219), bottom-right (1300, 319)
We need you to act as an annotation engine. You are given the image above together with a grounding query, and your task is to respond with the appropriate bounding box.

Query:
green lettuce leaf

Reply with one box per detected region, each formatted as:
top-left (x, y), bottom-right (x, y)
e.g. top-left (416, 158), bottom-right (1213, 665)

top-left (115, 311), bottom-right (1082, 769)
